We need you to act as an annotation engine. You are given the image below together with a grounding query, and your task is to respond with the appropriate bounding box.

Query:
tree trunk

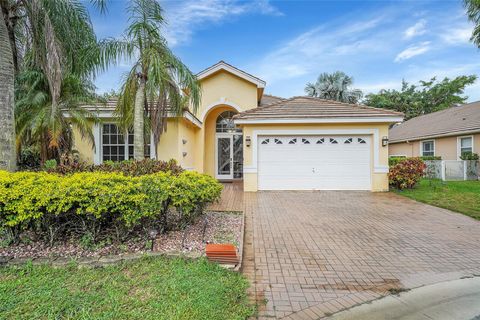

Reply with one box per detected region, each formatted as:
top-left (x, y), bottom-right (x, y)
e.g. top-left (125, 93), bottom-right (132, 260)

top-left (133, 76), bottom-right (145, 160)
top-left (0, 10), bottom-right (16, 171)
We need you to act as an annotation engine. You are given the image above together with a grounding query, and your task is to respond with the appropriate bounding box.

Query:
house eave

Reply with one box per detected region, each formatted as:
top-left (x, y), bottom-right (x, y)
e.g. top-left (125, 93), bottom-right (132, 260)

top-left (63, 109), bottom-right (203, 128)
top-left (234, 117), bottom-right (404, 125)
top-left (389, 128), bottom-right (480, 144)
top-left (197, 61), bottom-right (266, 89)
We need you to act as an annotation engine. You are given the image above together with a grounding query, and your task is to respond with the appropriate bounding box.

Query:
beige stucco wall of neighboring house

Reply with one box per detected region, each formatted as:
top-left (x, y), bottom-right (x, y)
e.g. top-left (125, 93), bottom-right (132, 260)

top-left (72, 124), bottom-right (94, 164)
top-left (239, 123), bottom-right (391, 192)
top-left (389, 133), bottom-right (480, 160)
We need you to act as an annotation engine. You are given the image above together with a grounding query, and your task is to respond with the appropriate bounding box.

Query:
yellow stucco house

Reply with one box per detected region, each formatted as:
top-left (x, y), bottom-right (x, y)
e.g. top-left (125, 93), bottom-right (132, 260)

top-left (74, 61), bottom-right (403, 192)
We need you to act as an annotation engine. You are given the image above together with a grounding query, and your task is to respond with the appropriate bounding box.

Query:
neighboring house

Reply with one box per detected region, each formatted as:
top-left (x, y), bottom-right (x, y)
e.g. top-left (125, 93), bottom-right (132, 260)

top-left (72, 61), bottom-right (403, 192)
top-left (389, 102), bottom-right (480, 160)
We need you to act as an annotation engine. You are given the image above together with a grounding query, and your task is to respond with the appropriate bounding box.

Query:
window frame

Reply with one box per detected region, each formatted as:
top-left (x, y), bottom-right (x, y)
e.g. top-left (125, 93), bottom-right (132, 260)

top-left (100, 123), bottom-right (151, 163)
top-left (457, 135), bottom-right (474, 159)
top-left (420, 140), bottom-right (435, 157)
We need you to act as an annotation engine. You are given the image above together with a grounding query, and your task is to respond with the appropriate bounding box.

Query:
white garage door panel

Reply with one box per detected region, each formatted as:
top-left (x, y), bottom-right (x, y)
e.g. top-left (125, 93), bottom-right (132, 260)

top-left (258, 136), bottom-right (371, 190)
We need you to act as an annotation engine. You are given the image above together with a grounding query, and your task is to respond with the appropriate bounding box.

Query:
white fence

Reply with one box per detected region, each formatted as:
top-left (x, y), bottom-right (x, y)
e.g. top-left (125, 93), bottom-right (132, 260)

top-left (425, 160), bottom-right (479, 181)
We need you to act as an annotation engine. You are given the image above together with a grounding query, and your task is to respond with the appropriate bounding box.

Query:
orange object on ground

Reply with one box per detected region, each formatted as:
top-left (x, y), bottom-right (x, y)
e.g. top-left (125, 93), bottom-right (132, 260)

top-left (206, 244), bottom-right (239, 265)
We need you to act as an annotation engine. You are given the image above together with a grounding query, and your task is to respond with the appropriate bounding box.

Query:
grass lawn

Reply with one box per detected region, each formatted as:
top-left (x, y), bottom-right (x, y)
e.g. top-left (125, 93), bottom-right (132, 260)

top-left (394, 179), bottom-right (480, 220)
top-left (0, 256), bottom-right (254, 320)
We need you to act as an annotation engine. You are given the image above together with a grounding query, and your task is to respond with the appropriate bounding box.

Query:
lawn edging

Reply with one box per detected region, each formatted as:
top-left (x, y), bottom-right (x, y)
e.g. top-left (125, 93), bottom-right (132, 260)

top-left (0, 251), bottom-right (201, 269)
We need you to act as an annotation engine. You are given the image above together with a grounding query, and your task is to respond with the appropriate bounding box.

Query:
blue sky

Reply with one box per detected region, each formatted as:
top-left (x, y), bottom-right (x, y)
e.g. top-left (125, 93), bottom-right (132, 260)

top-left (88, 0), bottom-right (480, 101)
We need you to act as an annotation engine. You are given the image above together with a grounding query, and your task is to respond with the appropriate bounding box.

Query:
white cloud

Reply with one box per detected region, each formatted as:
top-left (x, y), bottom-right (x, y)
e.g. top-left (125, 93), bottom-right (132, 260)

top-left (163, 0), bottom-right (282, 46)
top-left (441, 25), bottom-right (473, 44)
top-left (403, 19), bottom-right (427, 39)
top-left (394, 42), bottom-right (431, 62)
top-left (251, 14), bottom-right (391, 85)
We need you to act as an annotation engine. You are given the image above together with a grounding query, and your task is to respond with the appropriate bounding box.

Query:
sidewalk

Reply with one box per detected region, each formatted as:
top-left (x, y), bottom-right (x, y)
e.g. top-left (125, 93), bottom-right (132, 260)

top-left (327, 277), bottom-right (480, 320)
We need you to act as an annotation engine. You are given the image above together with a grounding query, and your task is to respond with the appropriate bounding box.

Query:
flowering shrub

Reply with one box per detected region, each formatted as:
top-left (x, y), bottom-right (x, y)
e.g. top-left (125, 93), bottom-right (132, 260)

top-left (46, 159), bottom-right (184, 176)
top-left (0, 170), bottom-right (222, 245)
top-left (388, 158), bottom-right (426, 190)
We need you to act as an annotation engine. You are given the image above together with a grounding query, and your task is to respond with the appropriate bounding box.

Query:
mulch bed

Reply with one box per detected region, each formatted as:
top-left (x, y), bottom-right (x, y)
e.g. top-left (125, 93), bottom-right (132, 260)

top-left (0, 211), bottom-right (242, 259)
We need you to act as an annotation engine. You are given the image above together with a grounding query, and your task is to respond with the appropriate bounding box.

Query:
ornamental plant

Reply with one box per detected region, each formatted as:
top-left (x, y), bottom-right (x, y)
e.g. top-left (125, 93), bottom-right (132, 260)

top-left (47, 159), bottom-right (184, 176)
top-left (388, 158), bottom-right (426, 190)
top-left (0, 170), bottom-right (222, 245)
top-left (460, 152), bottom-right (479, 160)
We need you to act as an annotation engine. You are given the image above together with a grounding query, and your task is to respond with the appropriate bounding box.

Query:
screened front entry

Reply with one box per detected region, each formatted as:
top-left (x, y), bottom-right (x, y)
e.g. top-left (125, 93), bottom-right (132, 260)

top-left (215, 111), bottom-right (243, 180)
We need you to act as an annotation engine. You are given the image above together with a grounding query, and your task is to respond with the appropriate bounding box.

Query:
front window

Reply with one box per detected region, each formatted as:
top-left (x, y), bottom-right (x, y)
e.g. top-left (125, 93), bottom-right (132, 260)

top-left (102, 123), bottom-right (150, 162)
top-left (459, 137), bottom-right (473, 156)
top-left (421, 140), bottom-right (435, 157)
top-left (216, 111), bottom-right (241, 133)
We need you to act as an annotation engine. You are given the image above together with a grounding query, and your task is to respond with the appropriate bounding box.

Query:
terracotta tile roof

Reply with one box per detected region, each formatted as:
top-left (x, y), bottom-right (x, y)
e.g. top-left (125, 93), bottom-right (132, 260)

top-left (259, 94), bottom-right (286, 106)
top-left (234, 96), bottom-right (403, 121)
top-left (389, 102), bottom-right (480, 143)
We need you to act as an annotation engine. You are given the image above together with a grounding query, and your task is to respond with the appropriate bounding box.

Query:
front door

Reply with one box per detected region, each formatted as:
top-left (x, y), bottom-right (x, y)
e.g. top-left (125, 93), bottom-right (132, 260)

top-left (216, 134), bottom-right (233, 180)
top-left (215, 134), bottom-right (243, 180)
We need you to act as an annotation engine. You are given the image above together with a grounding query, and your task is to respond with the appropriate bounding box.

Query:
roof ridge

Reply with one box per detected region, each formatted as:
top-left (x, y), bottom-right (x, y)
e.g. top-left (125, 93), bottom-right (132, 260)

top-left (262, 93), bottom-right (286, 100)
top-left (290, 96), bottom-right (403, 116)
top-left (395, 103), bottom-right (479, 126)
top-left (234, 96), bottom-right (296, 117)
top-left (196, 60), bottom-right (266, 84)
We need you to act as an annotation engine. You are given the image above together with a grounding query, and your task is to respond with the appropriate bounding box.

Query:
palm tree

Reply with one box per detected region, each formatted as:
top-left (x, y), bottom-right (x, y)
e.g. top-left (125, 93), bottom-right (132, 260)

top-left (464, 0), bottom-right (480, 47)
top-left (0, 7), bottom-right (16, 171)
top-left (1, 0), bottom-right (107, 164)
top-left (15, 68), bottom-right (100, 162)
top-left (103, 0), bottom-right (201, 160)
top-left (305, 71), bottom-right (363, 104)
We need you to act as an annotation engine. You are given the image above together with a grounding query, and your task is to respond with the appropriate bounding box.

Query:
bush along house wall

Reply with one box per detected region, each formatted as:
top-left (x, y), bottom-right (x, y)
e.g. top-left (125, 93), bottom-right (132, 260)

top-left (0, 171), bottom-right (222, 246)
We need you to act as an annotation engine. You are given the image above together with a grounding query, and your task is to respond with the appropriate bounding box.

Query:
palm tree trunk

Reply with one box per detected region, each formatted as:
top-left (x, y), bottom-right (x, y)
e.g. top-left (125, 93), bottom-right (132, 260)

top-left (0, 10), bottom-right (16, 171)
top-left (133, 76), bottom-right (145, 160)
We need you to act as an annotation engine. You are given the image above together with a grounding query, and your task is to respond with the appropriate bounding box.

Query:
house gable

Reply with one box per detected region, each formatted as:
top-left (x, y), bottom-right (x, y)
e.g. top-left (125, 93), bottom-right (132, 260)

top-left (197, 68), bottom-right (260, 121)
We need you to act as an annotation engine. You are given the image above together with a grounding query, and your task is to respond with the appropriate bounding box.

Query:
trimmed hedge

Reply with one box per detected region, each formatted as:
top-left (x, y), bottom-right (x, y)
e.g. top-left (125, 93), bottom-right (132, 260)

top-left (389, 156), bottom-right (441, 166)
top-left (46, 159), bottom-right (184, 176)
top-left (0, 170), bottom-right (222, 245)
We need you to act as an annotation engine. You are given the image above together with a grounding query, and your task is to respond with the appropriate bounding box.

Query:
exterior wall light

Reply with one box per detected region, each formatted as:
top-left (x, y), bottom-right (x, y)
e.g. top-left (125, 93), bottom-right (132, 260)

top-left (182, 139), bottom-right (187, 145)
top-left (245, 136), bottom-right (251, 147)
top-left (382, 136), bottom-right (389, 147)
top-left (182, 152), bottom-right (187, 157)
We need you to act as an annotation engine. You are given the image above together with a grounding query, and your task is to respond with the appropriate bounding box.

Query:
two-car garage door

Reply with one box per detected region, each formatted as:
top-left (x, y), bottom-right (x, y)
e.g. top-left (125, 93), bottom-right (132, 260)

top-left (258, 135), bottom-right (371, 190)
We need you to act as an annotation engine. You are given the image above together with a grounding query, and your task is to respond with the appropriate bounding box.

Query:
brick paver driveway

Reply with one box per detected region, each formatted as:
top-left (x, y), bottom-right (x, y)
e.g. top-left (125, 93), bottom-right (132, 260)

top-left (241, 191), bottom-right (480, 319)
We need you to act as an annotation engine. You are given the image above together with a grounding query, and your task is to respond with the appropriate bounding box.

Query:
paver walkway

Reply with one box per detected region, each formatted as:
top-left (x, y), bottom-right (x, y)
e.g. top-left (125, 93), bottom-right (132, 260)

top-left (207, 181), bottom-right (244, 212)
top-left (241, 191), bottom-right (480, 319)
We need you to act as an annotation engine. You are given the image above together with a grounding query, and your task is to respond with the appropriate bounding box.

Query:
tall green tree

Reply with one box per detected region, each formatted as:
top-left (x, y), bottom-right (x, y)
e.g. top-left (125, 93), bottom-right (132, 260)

top-left (1, 0), bottom-right (107, 163)
top-left (464, 0), bottom-right (480, 46)
top-left (305, 71), bottom-right (363, 104)
top-left (364, 75), bottom-right (477, 120)
top-left (103, 0), bottom-right (201, 160)
top-left (0, 5), bottom-right (16, 171)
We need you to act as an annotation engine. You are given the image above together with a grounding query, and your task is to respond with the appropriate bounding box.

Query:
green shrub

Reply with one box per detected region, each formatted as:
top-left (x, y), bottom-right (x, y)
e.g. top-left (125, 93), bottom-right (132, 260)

top-left (388, 158), bottom-right (426, 190)
top-left (0, 170), bottom-right (222, 245)
top-left (44, 159), bottom-right (57, 169)
top-left (18, 146), bottom-right (41, 170)
top-left (389, 156), bottom-right (441, 166)
top-left (46, 159), bottom-right (183, 176)
top-left (389, 156), bottom-right (407, 166)
top-left (419, 156), bottom-right (442, 161)
top-left (460, 152), bottom-right (479, 160)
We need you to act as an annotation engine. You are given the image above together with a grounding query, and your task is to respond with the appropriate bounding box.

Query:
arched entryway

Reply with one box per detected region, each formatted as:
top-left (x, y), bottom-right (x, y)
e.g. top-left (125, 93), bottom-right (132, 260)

top-left (214, 111), bottom-right (243, 180)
